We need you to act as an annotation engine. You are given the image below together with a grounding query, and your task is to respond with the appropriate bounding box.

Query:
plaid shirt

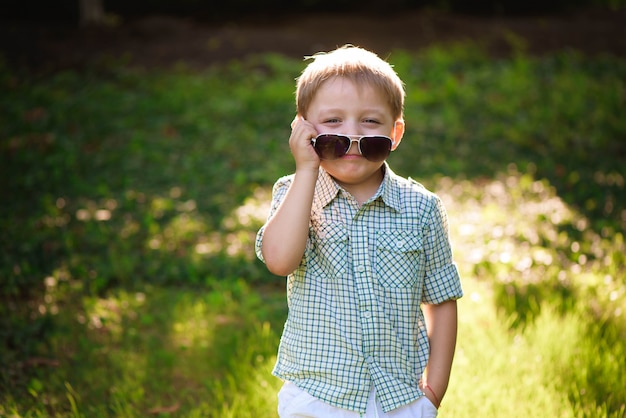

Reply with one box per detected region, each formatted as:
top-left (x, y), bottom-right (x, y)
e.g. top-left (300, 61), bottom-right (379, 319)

top-left (256, 164), bottom-right (463, 413)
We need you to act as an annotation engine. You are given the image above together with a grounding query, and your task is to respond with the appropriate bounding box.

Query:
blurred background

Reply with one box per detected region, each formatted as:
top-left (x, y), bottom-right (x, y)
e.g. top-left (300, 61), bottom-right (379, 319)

top-left (1, 0), bottom-right (625, 71)
top-left (1, 1), bottom-right (625, 417)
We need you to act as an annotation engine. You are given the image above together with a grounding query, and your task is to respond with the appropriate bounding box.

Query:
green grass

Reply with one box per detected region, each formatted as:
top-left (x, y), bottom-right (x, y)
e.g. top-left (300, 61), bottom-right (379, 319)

top-left (1, 44), bottom-right (625, 416)
top-left (439, 171), bottom-right (625, 417)
top-left (1, 281), bottom-right (285, 417)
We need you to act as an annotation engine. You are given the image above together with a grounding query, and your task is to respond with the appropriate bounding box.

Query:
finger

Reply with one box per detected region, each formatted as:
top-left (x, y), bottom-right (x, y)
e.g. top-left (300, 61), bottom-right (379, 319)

top-left (290, 121), bottom-right (316, 143)
top-left (290, 115), bottom-right (302, 129)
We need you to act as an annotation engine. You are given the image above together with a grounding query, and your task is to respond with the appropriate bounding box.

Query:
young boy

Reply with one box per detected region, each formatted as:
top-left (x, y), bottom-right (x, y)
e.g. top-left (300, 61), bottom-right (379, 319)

top-left (255, 45), bottom-right (463, 417)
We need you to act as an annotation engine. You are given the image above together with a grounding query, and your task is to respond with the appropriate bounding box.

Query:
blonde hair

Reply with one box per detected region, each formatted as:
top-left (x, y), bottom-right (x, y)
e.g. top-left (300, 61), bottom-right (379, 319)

top-left (296, 45), bottom-right (405, 120)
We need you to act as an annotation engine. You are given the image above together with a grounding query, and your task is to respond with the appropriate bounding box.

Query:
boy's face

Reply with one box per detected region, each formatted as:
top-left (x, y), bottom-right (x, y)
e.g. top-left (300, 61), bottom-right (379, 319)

top-left (305, 76), bottom-right (404, 191)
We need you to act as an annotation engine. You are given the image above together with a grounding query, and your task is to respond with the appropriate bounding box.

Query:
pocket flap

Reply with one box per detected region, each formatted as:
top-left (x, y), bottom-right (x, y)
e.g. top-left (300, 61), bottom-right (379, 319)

top-left (315, 222), bottom-right (348, 243)
top-left (376, 230), bottom-right (422, 253)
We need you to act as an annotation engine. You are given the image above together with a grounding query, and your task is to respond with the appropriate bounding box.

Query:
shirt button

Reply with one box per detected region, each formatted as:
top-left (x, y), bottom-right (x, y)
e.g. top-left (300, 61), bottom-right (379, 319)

top-left (397, 240), bottom-right (405, 248)
top-left (366, 356), bottom-right (375, 364)
top-left (363, 311), bottom-right (372, 319)
top-left (356, 265), bottom-right (365, 273)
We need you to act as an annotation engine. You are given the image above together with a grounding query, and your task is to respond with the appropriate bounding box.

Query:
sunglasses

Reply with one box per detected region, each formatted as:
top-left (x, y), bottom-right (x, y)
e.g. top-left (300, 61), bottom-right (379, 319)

top-left (311, 134), bottom-right (394, 162)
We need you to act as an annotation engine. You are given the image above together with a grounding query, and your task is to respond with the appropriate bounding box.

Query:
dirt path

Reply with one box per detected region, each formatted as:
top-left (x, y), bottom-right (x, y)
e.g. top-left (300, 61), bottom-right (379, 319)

top-left (1, 8), bottom-right (625, 72)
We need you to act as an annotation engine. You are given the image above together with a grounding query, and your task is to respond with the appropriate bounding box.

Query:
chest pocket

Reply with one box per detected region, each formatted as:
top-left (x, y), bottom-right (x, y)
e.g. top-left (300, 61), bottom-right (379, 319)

top-left (375, 230), bottom-right (423, 288)
top-left (307, 223), bottom-right (349, 279)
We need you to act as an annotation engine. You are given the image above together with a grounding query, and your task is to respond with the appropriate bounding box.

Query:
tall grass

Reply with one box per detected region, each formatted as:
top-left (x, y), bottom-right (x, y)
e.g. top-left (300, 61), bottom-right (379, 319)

top-left (1, 44), bottom-right (624, 416)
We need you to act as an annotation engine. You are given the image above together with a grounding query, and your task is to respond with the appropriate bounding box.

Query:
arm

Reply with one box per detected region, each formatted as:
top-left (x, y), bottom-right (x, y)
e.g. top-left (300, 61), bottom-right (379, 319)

top-left (261, 118), bottom-right (319, 276)
top-left (421, 299), bottom-right (458, 408)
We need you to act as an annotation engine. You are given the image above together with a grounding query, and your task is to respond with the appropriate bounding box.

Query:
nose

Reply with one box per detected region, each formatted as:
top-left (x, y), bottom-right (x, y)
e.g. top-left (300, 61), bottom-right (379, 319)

top-left (345, 137), bottom-right (361, 155)
top-left (337, 120), bottom-right (362, 154)
top-left (338, 120), bottom-right (361, 136)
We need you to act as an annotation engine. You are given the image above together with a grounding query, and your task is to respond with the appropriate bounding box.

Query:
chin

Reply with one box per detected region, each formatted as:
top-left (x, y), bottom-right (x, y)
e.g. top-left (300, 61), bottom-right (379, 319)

top-left (322, 161), bottom-right (384, 183)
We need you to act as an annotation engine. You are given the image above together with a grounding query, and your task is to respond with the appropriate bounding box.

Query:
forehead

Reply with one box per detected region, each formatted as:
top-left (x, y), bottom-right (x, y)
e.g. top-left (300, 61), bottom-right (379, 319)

top-left (308, 76), bottom-right (391, 114)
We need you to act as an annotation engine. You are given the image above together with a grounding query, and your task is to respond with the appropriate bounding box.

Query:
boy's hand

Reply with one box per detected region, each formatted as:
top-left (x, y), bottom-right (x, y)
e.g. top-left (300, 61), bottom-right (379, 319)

top-left (289, 116), bottom-right (320, 171)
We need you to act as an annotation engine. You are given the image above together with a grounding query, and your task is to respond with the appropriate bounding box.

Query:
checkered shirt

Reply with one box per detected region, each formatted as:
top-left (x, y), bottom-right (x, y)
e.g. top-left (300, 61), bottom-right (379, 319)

top-left (255, 164), bottom-right (463, 413)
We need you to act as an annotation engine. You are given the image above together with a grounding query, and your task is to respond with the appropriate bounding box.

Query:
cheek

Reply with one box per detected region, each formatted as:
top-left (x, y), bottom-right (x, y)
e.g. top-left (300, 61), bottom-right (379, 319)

top-left (311, 123), bottom-right (325, 134)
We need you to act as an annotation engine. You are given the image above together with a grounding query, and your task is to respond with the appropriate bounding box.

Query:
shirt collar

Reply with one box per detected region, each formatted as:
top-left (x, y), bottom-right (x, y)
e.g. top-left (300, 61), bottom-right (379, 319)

top-left (315, 168), bottom-right (341, 209)
top-left (379, 163), bottom-right (403, 212)
top-left (315, 163), bottom-right (403, 213)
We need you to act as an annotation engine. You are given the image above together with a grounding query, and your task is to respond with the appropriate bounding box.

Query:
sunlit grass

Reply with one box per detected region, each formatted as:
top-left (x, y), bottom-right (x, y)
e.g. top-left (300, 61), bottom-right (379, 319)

top-left (0, 281), bottom-right (285, 417)
top-left (437, 165), bottom-right (625, 327)
top-left (2, 171), bottom-right (624, 417)
top-left (449, 280), bottom-right (574, 417)
top-left (438, 169), bottom-right (626, 417)
top-left (448, 278), bottom-right (625, 418)
top-left (5, 280), bottom-right (622, 417)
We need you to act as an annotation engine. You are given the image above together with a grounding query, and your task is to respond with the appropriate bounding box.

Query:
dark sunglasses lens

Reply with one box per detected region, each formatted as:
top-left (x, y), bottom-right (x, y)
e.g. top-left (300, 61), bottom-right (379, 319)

top-left (314, 135), bottom-right (350, 160)
top-left (360, 136), bottom-right (392, 161)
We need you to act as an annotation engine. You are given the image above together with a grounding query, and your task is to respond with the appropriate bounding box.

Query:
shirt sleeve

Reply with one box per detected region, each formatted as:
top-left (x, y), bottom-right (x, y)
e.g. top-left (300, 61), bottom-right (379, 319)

top-left (255, 175), bottom-right (294, 263)
top-left (421, 194), bottom-right (463, 304)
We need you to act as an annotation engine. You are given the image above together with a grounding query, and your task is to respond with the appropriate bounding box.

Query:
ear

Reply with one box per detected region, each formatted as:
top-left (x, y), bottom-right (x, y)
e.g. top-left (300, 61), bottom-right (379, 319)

top-left (390, 119), bottom-right (405, 151)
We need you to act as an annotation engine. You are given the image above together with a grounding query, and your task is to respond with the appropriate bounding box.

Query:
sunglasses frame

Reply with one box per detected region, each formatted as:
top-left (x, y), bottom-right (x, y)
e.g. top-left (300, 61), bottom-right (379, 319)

top-left (311, 133), bottom-right (395, 162)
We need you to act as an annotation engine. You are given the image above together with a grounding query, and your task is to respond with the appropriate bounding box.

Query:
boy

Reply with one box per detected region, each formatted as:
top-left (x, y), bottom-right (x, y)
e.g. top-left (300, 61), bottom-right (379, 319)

top-left (255, 45), bottom-right (463, 417)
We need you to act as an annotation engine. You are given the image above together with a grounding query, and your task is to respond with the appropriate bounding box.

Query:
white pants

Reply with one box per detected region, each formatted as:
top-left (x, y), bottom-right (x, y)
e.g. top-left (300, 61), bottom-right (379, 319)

top-left (277, 382), bottom-right (438, 418)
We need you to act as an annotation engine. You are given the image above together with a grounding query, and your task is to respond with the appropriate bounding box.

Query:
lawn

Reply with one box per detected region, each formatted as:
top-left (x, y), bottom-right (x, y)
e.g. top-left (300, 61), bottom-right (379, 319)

top-left (1, 43), bottom-right (625, 417)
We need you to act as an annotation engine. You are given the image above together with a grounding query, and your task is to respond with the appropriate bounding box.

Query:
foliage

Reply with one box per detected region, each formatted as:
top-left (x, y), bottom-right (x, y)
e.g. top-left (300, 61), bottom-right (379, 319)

top-left (388, 44), bottom-right (626, 233)
top-left (0, 45), bottom-right (625, 416)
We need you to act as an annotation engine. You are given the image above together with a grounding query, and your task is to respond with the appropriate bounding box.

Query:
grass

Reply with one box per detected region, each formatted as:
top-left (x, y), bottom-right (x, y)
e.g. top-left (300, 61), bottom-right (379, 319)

top-left (440, 171), bottom-right (625, 417)
top-left (1, 43), bottom-right (625, 417)
top-left (1, 281), bottom-right (285, 417)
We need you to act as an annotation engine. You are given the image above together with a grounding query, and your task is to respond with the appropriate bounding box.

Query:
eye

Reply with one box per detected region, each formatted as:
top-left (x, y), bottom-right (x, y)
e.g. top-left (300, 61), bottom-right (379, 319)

top-left (363, 118), bottom-right (381, 124)
top-left (324, 118), bottom-right (341, 124)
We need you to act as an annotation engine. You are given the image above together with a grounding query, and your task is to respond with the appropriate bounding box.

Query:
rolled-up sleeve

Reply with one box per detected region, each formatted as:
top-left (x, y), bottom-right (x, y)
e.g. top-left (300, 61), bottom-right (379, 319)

top-left (421, 195), bottom-right (463, 304)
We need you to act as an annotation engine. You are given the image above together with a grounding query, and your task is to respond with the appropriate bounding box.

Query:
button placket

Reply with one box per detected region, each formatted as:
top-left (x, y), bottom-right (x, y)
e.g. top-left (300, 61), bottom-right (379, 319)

top-left (350, 222), bottom-right (379, 368)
